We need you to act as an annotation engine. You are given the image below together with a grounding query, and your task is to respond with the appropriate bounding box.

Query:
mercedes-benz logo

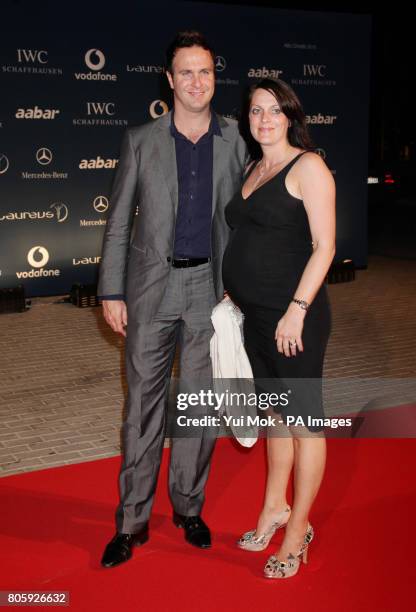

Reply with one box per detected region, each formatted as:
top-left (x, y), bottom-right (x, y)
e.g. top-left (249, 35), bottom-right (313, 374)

top-left (215, 56), bottom-right (226, 72)
top-left (149, 99), bottom-right (169, 119)
top-left (0, 154), bottom-right (9, 175)
top-left (27, 246), bottom-right (49, 268)
top-left (85, 48), bottom-right (105, 71)
top-left (93, 195), bottom-right (109, 213)
top-left (315, 148), bottom-right (326, 159)
top-left (50, 202), bottom-right (69, 222)
top-left (36, 147), bottom-right (53, 165)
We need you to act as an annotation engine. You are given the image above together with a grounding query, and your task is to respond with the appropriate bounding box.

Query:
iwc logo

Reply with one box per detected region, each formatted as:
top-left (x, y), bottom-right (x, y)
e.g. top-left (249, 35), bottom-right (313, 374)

top-left (149, 100), bottom-right (168, 119)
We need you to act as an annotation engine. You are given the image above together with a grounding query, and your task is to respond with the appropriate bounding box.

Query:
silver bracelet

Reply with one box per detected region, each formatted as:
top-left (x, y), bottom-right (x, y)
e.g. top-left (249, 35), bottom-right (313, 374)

top-left (292, 298), bottom-right (310, 311)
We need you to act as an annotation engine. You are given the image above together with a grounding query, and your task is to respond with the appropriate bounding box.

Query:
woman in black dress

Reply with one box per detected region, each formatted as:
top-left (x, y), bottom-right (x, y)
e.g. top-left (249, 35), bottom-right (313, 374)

top-left (222, 78), bottom-right (335, 579)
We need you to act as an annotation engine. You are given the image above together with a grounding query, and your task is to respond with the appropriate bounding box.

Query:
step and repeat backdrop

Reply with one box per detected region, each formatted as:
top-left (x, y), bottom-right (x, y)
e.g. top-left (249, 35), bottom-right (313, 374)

top-left (0, 1), bottom-right (371, 296)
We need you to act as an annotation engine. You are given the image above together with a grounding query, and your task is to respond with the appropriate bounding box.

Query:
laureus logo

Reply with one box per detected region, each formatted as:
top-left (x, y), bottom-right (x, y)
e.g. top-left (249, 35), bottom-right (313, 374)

top-left (149, 100), bottom-right (168, 119)
top-left (27, 246), bottom-right (49, 268)
top-left (50, 202), bottom-right (69, 222)
top-left (36, 147), bottom-right (53, 165)
top-left (93, 195), bottom-right (109, 213)
top-left (0, 154), bottom-right (9, 174)
top-left (85, 49), bottom-right (106, 71)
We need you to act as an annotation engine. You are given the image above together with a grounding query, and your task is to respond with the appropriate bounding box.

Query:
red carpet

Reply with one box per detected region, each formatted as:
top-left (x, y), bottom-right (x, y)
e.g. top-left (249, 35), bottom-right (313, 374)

top-left (1, 438), bottom-right (415, 611)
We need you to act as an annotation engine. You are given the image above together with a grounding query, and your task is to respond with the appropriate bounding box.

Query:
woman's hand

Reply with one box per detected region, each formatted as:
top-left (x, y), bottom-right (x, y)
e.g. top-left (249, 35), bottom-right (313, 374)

top-left (275, 303), bottom-right (305, 357)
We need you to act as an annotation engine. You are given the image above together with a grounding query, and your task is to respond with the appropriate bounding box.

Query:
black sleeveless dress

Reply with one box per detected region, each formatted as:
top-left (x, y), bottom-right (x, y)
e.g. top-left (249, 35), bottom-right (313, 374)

top-left (222, 152), bottom-right (331, 431)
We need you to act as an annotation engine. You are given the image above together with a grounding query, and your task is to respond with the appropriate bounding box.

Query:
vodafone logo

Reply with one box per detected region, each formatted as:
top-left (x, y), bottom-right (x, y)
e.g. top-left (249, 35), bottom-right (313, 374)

top-left (27, 246), bottom-right (49, 268)
top-left (149, 100), bottom-right (168, 119)
top-left (85, 49), bottom-right (105, 71)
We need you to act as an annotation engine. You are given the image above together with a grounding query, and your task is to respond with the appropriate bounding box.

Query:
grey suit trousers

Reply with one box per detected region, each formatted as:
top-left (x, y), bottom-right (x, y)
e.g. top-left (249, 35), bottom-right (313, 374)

top-left (116, 262), bottom-right (217, 533)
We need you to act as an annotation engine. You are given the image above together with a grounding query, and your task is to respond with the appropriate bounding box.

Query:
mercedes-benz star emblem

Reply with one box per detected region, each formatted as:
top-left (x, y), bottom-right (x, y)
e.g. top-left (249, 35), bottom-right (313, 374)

top-left (0, 154), bottom-right (9, 174)
top-left (215, 56), bottom-right (226, 72)
top-left (36, 147), bottom-right (53, 165)
top-left (93, 195), bottom-right (109, 213)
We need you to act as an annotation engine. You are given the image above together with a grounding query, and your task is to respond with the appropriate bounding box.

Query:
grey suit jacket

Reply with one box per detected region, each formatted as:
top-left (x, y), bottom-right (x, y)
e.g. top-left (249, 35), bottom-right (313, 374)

top-left (98, 110), bottom-right (248, 322)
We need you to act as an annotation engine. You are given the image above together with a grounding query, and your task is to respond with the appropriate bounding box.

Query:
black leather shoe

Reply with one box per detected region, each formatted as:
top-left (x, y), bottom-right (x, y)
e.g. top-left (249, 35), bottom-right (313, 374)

top-left (173, 512), bottom-right (211, 549)
top-left (101, 525), bottom-right (149, 568)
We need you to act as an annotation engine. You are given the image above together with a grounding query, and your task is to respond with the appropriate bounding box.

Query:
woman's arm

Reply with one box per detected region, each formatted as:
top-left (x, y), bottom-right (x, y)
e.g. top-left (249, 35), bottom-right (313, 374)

top-left (276, 152), bottom-right (336, 356)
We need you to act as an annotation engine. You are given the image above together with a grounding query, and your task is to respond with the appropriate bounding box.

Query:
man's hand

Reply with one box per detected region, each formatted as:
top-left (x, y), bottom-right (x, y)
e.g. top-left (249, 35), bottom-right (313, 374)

top-left (102, 300), bottom-right (128, 337)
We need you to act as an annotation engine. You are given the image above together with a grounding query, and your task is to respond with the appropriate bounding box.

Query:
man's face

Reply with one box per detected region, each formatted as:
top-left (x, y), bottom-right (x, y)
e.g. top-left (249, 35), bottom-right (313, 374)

top-left (166, 45), bottom-right (215, 114)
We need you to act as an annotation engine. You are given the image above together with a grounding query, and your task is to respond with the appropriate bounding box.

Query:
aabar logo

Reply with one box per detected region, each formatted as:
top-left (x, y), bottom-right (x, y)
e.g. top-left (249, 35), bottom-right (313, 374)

top-left (248, 67), bottom-right (283, 79)
top-left (303, 64), bottom-right (326, 77)
top-left (16, 106), bottom-right (60, 119)
top-left (149, 100), bottom-right (168, 119)
top-left (87, 102), bottom-right (115, 116)
top-left (85, 49), bottom-right (105, 71)
top-left (306, 114), bottom-right (337, 125)
top-left (27, 246), bottom-right (49, 268)
top-left (79, 156), bottom-right (118, 169)
top-left (17, 49), bottom-right (48, 64)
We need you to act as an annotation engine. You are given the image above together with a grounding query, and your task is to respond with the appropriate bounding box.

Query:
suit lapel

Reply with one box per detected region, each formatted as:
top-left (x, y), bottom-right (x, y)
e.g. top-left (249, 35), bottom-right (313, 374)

top-left (154, 111), bottom-right (179, 213)
top-left (212, 114), bottom-right (231, 218)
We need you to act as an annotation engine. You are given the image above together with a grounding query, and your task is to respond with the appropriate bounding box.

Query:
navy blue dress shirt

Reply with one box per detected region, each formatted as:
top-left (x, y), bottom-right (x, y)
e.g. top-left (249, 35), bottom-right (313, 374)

top-left (171, 113), bottom-right (221, 258)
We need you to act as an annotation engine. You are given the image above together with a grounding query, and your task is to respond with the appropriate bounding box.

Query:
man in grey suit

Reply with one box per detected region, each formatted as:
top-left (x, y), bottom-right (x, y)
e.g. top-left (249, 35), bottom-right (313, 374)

top-left (99, 31), bottom-right (247, 568)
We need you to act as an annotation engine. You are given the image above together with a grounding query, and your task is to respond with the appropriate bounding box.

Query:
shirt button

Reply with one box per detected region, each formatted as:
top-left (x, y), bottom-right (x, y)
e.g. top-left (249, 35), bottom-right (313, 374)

top-left (190, 194), bottom-right (194, 200)
top-left (191, 171), bottom-right (196, 176)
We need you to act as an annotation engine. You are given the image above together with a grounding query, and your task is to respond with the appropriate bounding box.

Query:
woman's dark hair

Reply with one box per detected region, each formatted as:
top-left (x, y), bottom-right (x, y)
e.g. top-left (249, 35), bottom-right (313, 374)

top-left (241, 77), bottom-right (314, 157)
top-left (165, 31), bottom-right (215, 74)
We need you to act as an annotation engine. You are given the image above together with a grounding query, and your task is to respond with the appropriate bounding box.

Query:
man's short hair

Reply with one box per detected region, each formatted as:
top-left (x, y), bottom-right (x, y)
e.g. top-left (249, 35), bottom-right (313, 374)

top-left (165, 30), bottom-right (215, 73)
